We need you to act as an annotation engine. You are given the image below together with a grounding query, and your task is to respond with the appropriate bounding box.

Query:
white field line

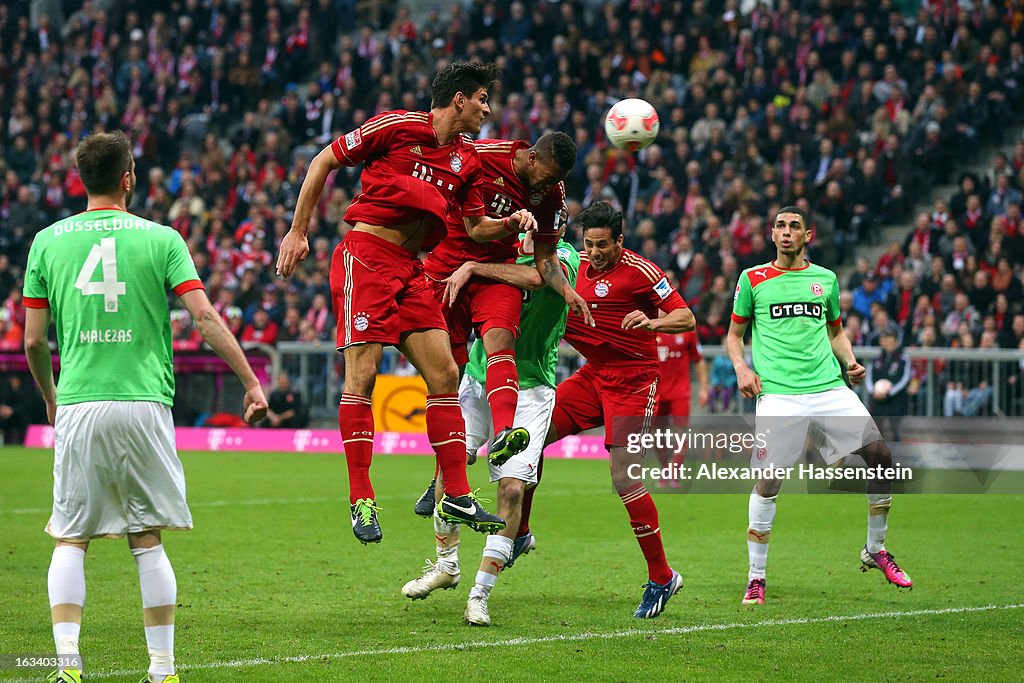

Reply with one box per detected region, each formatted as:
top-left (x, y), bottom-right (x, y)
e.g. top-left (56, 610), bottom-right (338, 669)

top-left (7, 603), bottom-right (1021, 682)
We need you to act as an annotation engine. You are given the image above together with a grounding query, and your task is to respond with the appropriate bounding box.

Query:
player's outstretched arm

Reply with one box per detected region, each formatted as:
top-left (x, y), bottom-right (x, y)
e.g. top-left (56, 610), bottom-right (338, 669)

top-left (534, 241), bottom-right (594, 327)
top-left (827, 322), bottom-right (865, 385)
top-left (277, 146), bottom-right (343, 278)
top-left (24, 307), bottom-right (57, 425)
top-left (726, 318), bottom-right (762, 398)
top-left (180, 289), bottom-right (269, 424)
top-left (464, 209), bottom-right (536, 242)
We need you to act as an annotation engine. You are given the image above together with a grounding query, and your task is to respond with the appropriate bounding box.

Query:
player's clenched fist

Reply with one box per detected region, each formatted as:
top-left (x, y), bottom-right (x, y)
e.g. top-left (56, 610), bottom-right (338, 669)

top-left (243, 385), bottom-right (269, 425)
top-left (276, 230), bottom-right (309, 278)
top-left (736, 366), bottom-right (763, 398)
top-left (844, 361), bottom-right (866, 386)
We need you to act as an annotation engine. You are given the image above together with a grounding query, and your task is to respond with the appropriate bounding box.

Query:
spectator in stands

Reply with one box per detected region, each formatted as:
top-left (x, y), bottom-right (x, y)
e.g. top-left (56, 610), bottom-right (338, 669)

top-left (0, 375), bottom-right (44, 445)
top-left (866, 329), bottom-right (911, 438)
top-left (852, 272), bottom-right (885, 318)
top-left (944, 331), bottom-right (994, 417)
top-left (241, 308), bottom-right (279, 346)
top-left (263, 373), bottom-right (307, 429)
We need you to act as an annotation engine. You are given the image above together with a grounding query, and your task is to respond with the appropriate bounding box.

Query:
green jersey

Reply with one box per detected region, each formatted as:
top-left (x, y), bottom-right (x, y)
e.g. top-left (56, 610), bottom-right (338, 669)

top-left (23, 209), bottom-right (202, 406)
top-left (731, 260), bottom-right (845, 395)
top-left (466, 239), bottom-right (580, 390)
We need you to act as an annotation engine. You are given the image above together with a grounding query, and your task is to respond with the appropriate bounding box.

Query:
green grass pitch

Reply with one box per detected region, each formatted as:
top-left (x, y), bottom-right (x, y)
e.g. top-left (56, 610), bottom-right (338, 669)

top-left (1, 447), bottom-right (1022, 681)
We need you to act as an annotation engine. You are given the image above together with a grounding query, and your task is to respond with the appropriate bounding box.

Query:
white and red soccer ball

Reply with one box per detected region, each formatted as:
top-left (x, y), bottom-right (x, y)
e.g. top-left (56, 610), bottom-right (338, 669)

top-left (604, 98), bottom-right (660, 151)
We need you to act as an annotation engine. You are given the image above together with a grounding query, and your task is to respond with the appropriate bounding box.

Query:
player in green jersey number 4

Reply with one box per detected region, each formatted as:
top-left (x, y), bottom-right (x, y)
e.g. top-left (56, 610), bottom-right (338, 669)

top-left (401, 224), bottom-right (578, 627)
top-left (23, 131), bottom-right (268, 683)
top-left (726, 205), bottom-right (912, 607)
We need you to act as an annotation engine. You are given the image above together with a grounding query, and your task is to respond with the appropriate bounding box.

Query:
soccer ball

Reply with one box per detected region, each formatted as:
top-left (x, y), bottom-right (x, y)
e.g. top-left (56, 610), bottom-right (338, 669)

top-left (872, 378), bottom-right (893, 400)
top-left (604, 98), bottom-right (660, 151)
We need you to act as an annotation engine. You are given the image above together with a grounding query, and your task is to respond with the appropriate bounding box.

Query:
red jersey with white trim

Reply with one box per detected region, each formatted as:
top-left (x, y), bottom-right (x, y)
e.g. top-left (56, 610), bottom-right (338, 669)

top-left (423, 139), bottom-right (566, 279)
top-left (656, 331), bottom-right (703, 399)
top-left (565, 249), bottom-right (688, 368)
top-left (331, 110), bottom-right (485, 250)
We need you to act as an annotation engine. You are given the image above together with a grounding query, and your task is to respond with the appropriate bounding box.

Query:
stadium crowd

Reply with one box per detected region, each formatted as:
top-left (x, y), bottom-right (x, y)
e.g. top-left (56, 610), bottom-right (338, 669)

top-left (2, 0), bottom-right (1024, 429)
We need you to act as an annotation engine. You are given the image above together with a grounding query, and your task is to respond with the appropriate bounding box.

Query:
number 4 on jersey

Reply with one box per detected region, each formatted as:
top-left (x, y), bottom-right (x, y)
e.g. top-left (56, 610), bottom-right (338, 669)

top-left (75, 237), bottom-right (126, 312)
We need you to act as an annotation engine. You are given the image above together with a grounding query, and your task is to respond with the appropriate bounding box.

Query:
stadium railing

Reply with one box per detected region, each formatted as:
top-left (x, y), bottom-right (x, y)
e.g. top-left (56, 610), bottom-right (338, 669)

top-left (273, 342), bottom-right (1024, 421)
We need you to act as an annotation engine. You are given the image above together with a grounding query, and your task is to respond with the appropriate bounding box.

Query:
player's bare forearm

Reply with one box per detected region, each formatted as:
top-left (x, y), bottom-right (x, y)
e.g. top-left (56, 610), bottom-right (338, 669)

top-left (726, 320), bottom-right (750, 372)
top-left (537, 251), bottom-right (572, 296)
top-left (827, 322), bottom-right (856, 369)
top-left (471, 261), bottom-right (544, 290)
top-left (181, 291), bottom-right (262, 391)
top-left (465, 209), bottom-right (536, 242)
top-left (727, 319), bottom-right (762, 398)
top-left (278, 147), bottom-right (341, 277)
top-left (291, 147), bottom-right (342, 237)
top-left (649, 307), bottom-right (694, 333)
top-left (24, 307), bottom-right (56, 405)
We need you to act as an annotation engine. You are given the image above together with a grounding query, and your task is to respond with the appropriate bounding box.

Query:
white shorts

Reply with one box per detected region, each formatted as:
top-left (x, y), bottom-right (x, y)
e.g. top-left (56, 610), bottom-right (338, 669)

top-left (459, 374), bottom-right (555, 486)
top-left (47, 401), bottom-right (192, 541)
top-left (753, 387), bottom-right (882, 469)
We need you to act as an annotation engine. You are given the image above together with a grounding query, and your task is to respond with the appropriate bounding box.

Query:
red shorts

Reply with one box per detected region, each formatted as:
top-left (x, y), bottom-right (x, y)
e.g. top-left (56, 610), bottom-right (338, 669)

top-left (428, 276), bottom-right (522, 366)
top-left (657, 397), bottom-right (691, 418)
top-left (551, 363), bottom-right (660, 448)
top-left (330, 231), bottom-right (447, 349)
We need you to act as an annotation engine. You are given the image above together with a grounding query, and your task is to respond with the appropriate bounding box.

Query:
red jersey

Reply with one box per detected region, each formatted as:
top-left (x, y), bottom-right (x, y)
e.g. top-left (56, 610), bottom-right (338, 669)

top-left (330, 110), bottom-right (486, 250)
top-left (424, 139), bottom-right (565, 279)
top-left (565, 249), bottom-right (688, 368)
top-left (656, 331), bottom-right (703, 400)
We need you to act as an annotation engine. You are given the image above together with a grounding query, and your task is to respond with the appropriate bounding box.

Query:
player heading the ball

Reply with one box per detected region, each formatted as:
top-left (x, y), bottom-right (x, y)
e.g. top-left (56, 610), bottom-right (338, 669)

top-left (276, 62), bottom-right (538, 544)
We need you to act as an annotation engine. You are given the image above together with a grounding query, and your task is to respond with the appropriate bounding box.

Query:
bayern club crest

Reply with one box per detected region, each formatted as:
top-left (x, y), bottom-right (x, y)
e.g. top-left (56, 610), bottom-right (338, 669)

top-left (353, 312), bottom-right (370, 331)
top-left (811, 283), bottom-right (823, 296)
top-left (529, 191), bottom-right (543, 206)
top-left (449, 152), bottom-right (463, 172)
top-left (595, 279), bottom-right (612, 297)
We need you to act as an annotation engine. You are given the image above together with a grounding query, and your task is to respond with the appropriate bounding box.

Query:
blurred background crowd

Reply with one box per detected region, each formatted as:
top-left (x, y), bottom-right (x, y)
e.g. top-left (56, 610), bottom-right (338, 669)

top-left (2, 0), bottom-right (1024, 435)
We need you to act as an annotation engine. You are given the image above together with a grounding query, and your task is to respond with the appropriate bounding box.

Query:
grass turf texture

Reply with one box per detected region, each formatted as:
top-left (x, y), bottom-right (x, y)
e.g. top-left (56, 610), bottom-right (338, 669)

top-left (1, 446), bottom-right (1021, 681)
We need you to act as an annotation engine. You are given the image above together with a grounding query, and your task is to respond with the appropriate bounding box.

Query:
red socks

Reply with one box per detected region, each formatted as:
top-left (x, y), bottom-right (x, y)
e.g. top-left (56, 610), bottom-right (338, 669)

top-left (339, 393), bottom-right (374, 503)
top-left (619, 483), bottom-right (672, 584)
top-left (485, 349), bottom-right (518, 435)
top-left (426, 394), bottom-right (471, 497)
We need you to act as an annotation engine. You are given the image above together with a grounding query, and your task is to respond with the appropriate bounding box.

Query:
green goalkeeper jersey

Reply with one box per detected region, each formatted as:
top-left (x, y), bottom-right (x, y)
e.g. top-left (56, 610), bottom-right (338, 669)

top-left (731, 260), bottom-right (846, 395)
top-left (466, 239), bottom-right (580, 390)
top-left (23, 209), bottom-right (203, 406)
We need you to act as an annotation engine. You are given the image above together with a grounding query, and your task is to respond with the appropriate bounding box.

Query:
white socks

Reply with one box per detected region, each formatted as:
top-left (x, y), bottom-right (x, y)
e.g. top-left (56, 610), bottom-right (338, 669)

top-left (470, 535), bottom-right (513, 599)
top-left (132, 545), bottom-right (177, 678)
top-left (433, 510), bottom-right (460, 572)
top-left (48, 545), bottom-right (86, 657)
top-left (747, 492), bottom-right (777, 581)
top-left (866, 494), bottom-right (892, 553)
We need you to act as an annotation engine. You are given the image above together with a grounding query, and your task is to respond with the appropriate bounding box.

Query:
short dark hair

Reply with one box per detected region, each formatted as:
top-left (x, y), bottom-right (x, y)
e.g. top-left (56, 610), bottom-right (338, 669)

top-left (76, 131), bottom-right (133, 197)
top-left (431, 61), bottom-right (497, 108)
top-left (533, 131), bottom-right (577, 173)
top-left (774, 205), bottom-right (809, 229)
top-left (577, 201), bottom-right (623, 239)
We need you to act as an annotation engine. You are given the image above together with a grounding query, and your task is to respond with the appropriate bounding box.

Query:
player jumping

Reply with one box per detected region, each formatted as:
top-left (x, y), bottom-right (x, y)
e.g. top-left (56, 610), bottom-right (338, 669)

top-left (410, 132), bottom-right (587, 514)
top-left (276, 62), bottom-right (536, 543)
top-left (726, 205), bottom-right (913, 606)
top-left (24, 131), bottom-right (268, 683)
top-left (545, 201), bottom-right (695, 619)
top-left (402, 222), bottom-right (580, 626)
